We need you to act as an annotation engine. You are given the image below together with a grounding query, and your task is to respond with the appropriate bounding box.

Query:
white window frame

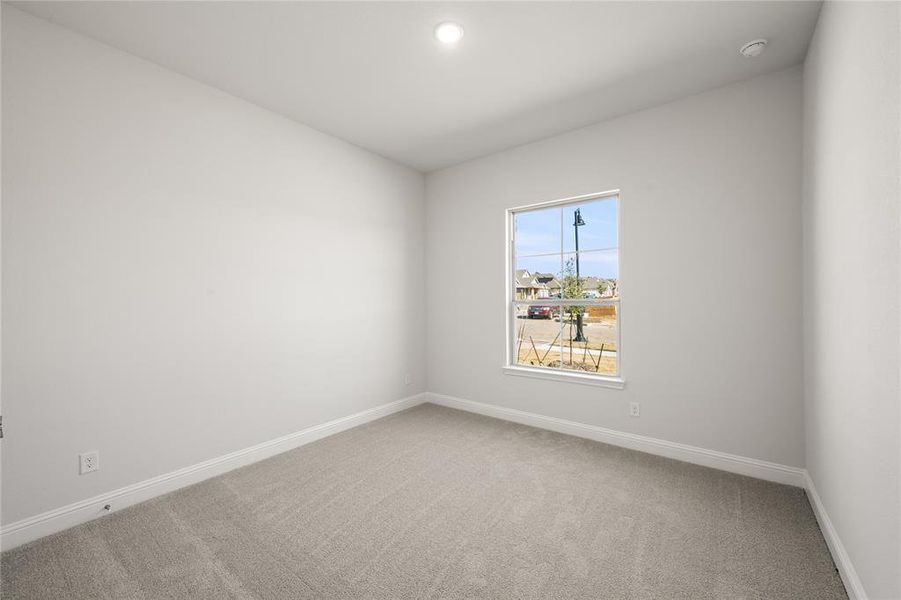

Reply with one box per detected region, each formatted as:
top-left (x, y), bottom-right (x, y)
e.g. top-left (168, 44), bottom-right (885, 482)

top-left (504, 190), bottom-right (625, 389)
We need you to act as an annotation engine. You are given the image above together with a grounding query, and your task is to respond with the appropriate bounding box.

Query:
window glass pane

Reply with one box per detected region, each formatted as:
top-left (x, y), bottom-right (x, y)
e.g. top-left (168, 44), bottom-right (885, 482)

top-left (510, 195), bottom-right (620, 379)
top-left (513, 305), bottom-right (563, 369)
top-left (563, 196), bottom-right (618, 253)
top-left (514, 255), bottom-right (563, 300)
top-left (514, 206), bottom-right (561, 257)
top-left (559, 249), bottom-right (619, 299)
top-left (559, 303), bottom-right (619, 376)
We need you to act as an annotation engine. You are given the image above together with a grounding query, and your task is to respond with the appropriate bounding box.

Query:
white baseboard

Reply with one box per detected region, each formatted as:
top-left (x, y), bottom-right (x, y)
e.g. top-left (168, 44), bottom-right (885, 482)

top-left (803, 471), bottom-right (868, 600)
top-left (426, 393), bottom-right (870, 597)
top-left (0, 393), bottom-right (426, 552)
top-left (2, 390), bottom-right (863, 600)
top-left (426, 392), bottom-right (806, 487)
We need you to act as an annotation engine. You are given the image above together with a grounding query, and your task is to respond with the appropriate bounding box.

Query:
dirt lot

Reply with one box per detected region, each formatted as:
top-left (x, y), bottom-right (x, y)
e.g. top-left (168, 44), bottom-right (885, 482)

top-left (513, 312), bottom-right (618, 376)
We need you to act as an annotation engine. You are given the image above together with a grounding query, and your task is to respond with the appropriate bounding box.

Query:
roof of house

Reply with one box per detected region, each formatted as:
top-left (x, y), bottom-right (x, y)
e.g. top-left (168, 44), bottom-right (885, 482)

top-left (514, 269), bottom-right (541, 289)
top-left (516, 269), bottom-right (617, 292)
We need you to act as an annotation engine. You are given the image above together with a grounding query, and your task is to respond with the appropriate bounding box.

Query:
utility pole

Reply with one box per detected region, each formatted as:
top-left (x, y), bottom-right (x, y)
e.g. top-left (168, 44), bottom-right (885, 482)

top-left (573, 208), bottom-right (587, 342)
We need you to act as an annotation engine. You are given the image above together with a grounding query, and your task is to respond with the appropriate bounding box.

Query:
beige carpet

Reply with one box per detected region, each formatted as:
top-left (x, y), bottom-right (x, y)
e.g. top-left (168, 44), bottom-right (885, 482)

top-left (1, 403), bottom-right (846, 599)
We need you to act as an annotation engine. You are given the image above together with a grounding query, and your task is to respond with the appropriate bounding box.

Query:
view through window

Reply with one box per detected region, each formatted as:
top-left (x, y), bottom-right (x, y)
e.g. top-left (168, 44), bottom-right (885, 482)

top-left (510, 193), bottom-right (620, 378)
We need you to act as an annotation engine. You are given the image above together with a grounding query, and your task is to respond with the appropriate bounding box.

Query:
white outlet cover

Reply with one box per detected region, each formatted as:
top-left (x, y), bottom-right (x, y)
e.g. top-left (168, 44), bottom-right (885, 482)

top-left (79, 451), bottom-right (100, 475)
top-left (629, 402), bottom-right (640, 417)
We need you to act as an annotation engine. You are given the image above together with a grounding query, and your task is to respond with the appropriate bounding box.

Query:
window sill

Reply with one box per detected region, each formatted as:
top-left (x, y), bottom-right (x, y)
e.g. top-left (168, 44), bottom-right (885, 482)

top-left (502, 366), bottom-right (626, 389)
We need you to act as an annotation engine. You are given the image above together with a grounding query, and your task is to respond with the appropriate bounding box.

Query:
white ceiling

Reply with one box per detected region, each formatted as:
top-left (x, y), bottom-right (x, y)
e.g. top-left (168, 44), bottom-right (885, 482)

top-left (13, 1), bottom-right (821, 172)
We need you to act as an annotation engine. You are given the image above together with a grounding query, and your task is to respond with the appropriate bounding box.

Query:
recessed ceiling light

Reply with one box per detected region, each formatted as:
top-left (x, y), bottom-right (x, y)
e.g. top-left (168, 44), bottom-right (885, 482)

top-left (739, 39), bottom-right (768, 58)
top-left (434, 22), bottom-right (464, 45)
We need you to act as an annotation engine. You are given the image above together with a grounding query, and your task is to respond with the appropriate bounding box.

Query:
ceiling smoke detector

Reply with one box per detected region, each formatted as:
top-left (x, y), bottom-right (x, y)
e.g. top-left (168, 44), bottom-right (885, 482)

top-left (739, 39), bottom-right (768, 58)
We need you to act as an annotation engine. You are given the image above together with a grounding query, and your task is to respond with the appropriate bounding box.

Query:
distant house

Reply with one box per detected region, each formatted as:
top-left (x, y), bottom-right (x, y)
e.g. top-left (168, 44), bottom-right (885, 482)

top-left (571, 276), bottom-right (619, 299)
top-left (514, 269), bottom-right (552, 300)
top-left (601, 278), bottom-right (619, 298)
top-left (535, 273), bottom-right (562, 298)
top-left (581, 276), bottom-right (603, 298)
top-left (588, 278), bottom-right (619, 298)
top-left (517, 269), bottom-right (617, 300)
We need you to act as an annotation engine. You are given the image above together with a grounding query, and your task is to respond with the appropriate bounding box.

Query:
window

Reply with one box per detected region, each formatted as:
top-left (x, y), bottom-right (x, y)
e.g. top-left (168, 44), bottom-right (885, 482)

top-left (506, 191), bottom-right (622, 387)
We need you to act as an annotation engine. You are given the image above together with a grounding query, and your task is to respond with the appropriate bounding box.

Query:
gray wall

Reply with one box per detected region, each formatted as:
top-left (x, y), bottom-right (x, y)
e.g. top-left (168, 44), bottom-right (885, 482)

top-left (803, 2), bottom-right (901, 598)
top-left (426, 68), bottom-right (805, 467)
top-left (1, 7), bottom-right (426, 525)
top-left (6, 6), bottom-right (899, 596)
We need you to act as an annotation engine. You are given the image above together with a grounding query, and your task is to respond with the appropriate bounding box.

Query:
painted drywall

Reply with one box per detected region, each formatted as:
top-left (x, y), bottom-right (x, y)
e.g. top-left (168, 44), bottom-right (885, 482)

top-left (426, 67), bottom-right (804, 467)
top-left (803, 2), bottom-right (901, 598)
top-left (1, 6), bottom-right (426, 526)
top-left (0, 2), bottom-right (4, 533)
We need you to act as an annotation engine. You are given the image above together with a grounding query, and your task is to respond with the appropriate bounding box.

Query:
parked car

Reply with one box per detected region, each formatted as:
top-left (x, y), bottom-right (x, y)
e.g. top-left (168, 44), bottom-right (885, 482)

top-left (528, 305), bottom-right (558, 319)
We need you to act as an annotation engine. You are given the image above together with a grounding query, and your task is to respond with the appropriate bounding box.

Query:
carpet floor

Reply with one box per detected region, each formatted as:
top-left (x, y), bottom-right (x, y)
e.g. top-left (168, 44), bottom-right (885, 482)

top-left (1, 403), bottom-right (847, 599)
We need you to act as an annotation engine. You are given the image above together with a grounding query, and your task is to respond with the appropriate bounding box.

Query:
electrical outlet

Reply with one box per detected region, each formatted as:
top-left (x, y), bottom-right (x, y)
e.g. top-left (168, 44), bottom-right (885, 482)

top-left (629, 402), bottom-right (640, 417)
top-left (404, 373), bottom-right (412, 385)
top-left (79, 451), bottom-right (100, 475)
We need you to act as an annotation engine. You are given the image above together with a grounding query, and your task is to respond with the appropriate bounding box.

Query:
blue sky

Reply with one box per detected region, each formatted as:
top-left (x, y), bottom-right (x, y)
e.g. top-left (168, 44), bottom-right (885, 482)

top-left (514, 197), bottom-right (619, 279)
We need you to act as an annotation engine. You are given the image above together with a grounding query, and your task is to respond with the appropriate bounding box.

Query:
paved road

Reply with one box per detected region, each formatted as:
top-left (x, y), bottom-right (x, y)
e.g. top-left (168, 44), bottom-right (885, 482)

top-left (514, 316), bottom-right (618, 348)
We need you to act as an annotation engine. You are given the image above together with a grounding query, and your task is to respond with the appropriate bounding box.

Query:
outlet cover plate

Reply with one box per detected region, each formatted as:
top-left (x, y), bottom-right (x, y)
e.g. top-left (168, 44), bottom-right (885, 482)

top-left (79, 451), bottom-right (100, 475)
